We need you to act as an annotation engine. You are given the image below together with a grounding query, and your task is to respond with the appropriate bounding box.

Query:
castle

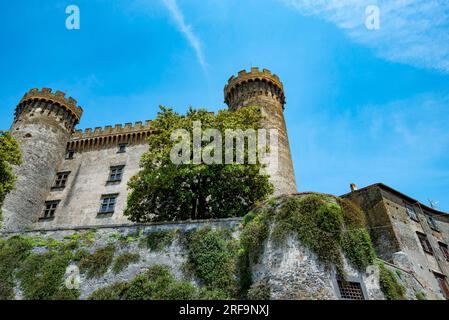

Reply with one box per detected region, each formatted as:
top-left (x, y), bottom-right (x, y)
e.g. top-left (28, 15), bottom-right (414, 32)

top-left (1, 67), bottom-right (297, 232)
top-left (1, 68), bottom-right (449, 300)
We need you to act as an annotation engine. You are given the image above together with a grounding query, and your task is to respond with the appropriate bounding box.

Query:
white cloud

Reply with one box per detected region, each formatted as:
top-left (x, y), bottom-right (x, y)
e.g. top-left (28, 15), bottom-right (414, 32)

top-left (281, 0), bottom-right (449, 73)
top-left (161, 0), bottom-right (207, 69)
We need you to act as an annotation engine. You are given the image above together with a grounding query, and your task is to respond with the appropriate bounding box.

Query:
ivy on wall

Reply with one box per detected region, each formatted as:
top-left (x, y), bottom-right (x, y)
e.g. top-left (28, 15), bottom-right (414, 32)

top-left (0, 194), bottom-right (408, 301)
top-left (378, 263), bottom-right (406, 300)
top-left (240, 194), bottom-right (377, 285)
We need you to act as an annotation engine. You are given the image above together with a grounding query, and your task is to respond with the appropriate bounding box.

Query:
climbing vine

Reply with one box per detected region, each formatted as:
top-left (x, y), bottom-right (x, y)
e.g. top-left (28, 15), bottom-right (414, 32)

top-left (183, 227), bottom-right (239, 298)
top-left (378, 263), bottom-right (406, 300)
top-left (241, 194), bottom-right (376, 279)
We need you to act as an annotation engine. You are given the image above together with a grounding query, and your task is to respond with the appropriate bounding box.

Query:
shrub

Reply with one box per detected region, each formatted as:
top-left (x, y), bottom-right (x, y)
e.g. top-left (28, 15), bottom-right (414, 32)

top-left (89, 265), bottom-right (197, 300)
top-left (184, 227), bottom-right (239, 297)
top-left (0, 236), bottom-right (33, 299)
top-left (88, 282), bottom-right (130, 300)
top-left (112, 252), bottom-right (140, 274)
top-left (78, 245), bottom-right (115, 279)
top-left (141, 230), bottom-right (176, 251)
top-left (17, 251), bottom-right (75, 300)
top-left (378, 264), bottom-right (406, 300)
top-left (247, 279), bottom-right (271, 300)
top-left (341, 228), bottom-right (376, 270)
top-left (240, 209), bottom-right (271, 264)
top-left (241, 194), bottom-right (377, 281)
top-left (415, 292), bottom-right (426, 300)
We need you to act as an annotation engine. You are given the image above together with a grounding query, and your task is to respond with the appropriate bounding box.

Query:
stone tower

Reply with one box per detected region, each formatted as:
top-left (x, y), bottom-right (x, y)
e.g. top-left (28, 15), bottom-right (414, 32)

top-left (2, 88), bottom-right (83, 231)
top-left (224, 67), bottom-right (297, 196)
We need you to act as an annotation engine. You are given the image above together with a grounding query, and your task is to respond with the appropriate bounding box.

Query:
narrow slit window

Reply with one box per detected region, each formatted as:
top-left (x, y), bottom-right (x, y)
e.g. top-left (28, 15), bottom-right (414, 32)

top-left (117, 144), bottom-right (127, 153)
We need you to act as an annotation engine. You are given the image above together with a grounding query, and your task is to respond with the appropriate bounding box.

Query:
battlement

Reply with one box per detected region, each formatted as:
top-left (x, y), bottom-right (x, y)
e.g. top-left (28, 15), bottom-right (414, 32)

top-left (17, 88), bottom-right (83, 123)
top-left (224, 67), bottom-right (284, 98)
top-left (71, 120), bottom-right (153, 140)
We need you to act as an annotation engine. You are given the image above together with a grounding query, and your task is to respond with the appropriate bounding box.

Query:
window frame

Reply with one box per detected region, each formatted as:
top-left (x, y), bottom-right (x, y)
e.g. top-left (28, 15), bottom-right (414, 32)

top-left (416, 231), bottom-right (434, 255)
top-left (52, 171), bottom-right (70, 190)
top-left (40, 200), bottom-right (61, 220)
top-left (433, 272), bottom-right (449, 300)
top-left (438, 242), bottom-right (449, 262)
top-left (426, 215), bottom-right (440, 232)
top-left (108, 165), bottom-right (125, 183)
top-left (333, 274), bottom-right (368, 300)
top-left (98, 194), bottom-right (118, 214)
top-left (405, 203), bottom-right (419, 222)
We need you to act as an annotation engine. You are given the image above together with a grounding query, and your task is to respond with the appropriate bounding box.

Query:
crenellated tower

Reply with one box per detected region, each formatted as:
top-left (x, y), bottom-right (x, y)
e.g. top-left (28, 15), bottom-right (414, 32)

top-left (2, 88), bottom-right (83, 231)
top-left (224, 67), bottom-right (296, 196)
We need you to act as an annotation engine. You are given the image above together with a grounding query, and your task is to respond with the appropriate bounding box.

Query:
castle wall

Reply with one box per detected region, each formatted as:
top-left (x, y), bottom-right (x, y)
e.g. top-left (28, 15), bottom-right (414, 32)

top-left (2, 103), bottom-right (74, 231)
top-left (35, 143), bottom-right (148, 230)
top-left (0, 218), bottom-right (401, 300)
top-left (251, 234), bottom-right (384, 300)
top-left (0, 219), bottom-right (241, 300)
top-left (224, 68), bottom-right (297, 196)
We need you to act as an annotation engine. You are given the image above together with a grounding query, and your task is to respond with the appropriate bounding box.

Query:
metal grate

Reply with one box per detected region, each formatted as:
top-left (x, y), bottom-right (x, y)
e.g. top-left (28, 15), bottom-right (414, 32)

top-left (337, 280), bottom-right (365, 300)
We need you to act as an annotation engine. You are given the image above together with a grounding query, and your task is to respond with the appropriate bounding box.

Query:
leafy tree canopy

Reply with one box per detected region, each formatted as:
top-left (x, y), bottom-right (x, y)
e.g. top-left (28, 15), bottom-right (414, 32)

top-left (125, 106), bottom-right (274, 222)
top-left (0, 131), bottom-right (22, 222)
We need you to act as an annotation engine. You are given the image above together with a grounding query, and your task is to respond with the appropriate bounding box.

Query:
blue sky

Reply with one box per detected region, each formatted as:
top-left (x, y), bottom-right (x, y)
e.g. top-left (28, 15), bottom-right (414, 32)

top-left (1, 0), bottom-right (448, 211)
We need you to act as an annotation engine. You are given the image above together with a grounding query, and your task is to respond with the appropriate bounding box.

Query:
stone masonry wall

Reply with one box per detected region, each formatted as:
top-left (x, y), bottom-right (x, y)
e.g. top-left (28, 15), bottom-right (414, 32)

top-left (36, 143), bottom-right (149, 230)
top-left (2, 107), bottom-right (73, 231)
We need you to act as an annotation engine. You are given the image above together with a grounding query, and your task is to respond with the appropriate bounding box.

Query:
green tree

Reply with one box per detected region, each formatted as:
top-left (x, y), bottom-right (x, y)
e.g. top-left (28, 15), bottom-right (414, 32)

top-left (125, 106), bottom-right (273, 222)
top-left (0, 131), bottom-right (22, 224)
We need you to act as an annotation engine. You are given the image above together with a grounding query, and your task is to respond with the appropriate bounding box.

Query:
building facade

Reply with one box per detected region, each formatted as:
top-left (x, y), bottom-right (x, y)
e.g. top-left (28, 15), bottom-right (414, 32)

top-left (1, 68), bottom-right (297, 232)
top-left (343, 183), bottom-right (449, 300)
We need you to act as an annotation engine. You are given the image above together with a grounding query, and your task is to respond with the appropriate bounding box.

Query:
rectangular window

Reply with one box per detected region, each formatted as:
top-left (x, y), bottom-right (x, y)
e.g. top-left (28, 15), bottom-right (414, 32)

top-left (337, 280), bottom-right (365, 300)
top-left (433, 272), bottom-right (449, 300)
top-left (417, 232), bottom-right (433, 254)
top-left (426, 215), bottom-right (440, 232)
top-left (99, 194), bottom-right (118, 214)
top-left (108, 166), bottom-right (124, 182)
top-left (52, 171), bottom-right (70, 189)
top-left (66, 150), bottom-right (75, 159)
top-left (117, 144), bottom-right (127, 153)
top-left (41, 200), bottom-right (60, 219)
top-left (439, 242), bottom-right (449, 261)
top-left (405, 203), bottom-right (418, 221)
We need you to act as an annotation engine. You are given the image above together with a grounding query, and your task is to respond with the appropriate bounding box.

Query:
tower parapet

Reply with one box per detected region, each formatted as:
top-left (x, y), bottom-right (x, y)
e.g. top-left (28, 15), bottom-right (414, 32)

top-left (224, 67), bottom-right (297, 196)
top-left (2, 88), bottom-right (83, 231)
top-left (225, 67), bottom-right (285, 111)
top-left (14, 88), bottom-right (83, 130)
